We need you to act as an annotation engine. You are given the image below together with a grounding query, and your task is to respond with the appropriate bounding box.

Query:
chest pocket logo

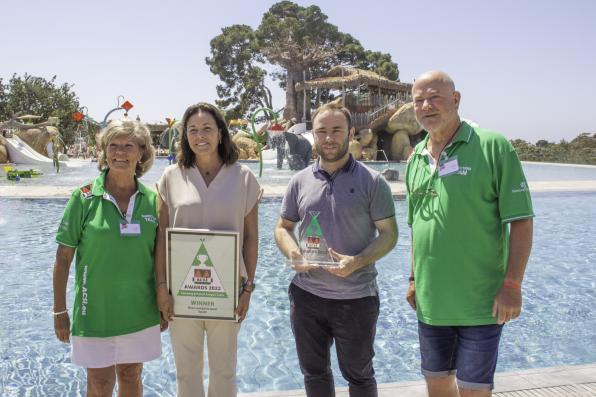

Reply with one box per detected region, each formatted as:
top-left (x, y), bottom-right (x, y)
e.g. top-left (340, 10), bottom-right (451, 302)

top-left (457, 166), bottom-right (472, 176)
top-left (142, 214), bottom-right (157, 224)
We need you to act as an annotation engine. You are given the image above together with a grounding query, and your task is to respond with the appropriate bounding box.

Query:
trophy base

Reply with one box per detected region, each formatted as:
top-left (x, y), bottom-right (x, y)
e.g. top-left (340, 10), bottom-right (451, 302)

top-left (287, 259), bottom-right (338, 267)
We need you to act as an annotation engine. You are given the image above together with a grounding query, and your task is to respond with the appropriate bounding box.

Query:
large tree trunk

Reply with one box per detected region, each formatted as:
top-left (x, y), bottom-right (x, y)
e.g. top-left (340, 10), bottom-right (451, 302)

top-left (303, 69), bottom-right (312, 122)
top-left (284, 67), bottom-right (304, 122)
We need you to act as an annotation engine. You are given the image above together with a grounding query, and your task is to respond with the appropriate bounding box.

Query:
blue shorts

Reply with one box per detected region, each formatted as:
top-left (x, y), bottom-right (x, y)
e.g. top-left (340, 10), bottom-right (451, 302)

top-left (418, 321), bottom-right (504, 390)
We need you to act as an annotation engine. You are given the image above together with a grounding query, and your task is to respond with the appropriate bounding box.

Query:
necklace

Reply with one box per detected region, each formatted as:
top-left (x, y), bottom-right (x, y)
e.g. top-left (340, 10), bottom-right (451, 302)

top-left (197, 160), bottom-right (223, 186)
top-left (202, 163), bottom-right (222, 176)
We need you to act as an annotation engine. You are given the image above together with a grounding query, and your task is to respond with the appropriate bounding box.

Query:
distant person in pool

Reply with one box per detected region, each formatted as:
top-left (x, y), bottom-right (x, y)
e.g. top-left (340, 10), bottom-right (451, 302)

top-left (274, 102), bottom-right (398, 397)
top-left (52, 120), bottom-right (165, 397)
top-left (155, 102), bottom-right (261, 397)
top-left (405, 71), bottom-right (534, 396)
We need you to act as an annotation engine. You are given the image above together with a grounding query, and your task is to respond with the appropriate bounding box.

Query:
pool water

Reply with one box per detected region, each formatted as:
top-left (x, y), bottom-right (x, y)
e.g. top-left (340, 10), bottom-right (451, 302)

top-left (520, 162), bottom-right (596, 181)
top-left (1, 190), bottom-right (595, 396)
top-left (0, 159), bottom-right (404, 189)
top-left (2, 159), bottom-right (595, 190)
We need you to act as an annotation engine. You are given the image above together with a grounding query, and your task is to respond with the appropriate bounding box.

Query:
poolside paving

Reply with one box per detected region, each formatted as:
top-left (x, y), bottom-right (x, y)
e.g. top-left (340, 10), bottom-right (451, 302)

top-left (238, 363), bottom-right (596, 396)
top-left (2, 179), bottom-right (596, 199)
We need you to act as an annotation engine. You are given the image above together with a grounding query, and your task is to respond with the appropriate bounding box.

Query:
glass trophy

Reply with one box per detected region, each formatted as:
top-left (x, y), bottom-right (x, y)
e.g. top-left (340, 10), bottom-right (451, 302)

top-left (290, 211), bottom-right (337, 267)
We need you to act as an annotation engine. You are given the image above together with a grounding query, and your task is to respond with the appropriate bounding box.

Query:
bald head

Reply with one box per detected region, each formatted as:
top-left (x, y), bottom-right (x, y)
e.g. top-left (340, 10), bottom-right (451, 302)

top-left (413, 70), bottom-right (455, 93)
top-left (412, 71), bottom-right (461, 137)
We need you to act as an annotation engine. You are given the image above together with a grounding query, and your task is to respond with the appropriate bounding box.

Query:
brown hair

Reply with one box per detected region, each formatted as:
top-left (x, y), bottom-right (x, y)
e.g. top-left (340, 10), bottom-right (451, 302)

top-left (177, 102), bottom-right (238, 168)
top-left (97, 120), bottom-right (155, 177)
top-left (311, 101), bottom-right (353, 131)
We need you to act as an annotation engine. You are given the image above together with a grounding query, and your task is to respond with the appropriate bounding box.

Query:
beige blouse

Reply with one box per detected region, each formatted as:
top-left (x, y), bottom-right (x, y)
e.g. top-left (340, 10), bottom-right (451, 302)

top-left (157, 162), bottom-right (261, 278)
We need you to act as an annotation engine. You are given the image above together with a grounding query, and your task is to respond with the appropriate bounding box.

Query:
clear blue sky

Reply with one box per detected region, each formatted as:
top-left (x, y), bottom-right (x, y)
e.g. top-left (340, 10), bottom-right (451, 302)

top-left (2, 0), bottom-right (594, 142)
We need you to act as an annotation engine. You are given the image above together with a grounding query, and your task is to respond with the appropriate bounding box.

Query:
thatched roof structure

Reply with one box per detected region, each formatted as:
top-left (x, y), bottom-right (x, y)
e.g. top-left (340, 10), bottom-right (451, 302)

top-left (295, 66), bottom-right (412, 93)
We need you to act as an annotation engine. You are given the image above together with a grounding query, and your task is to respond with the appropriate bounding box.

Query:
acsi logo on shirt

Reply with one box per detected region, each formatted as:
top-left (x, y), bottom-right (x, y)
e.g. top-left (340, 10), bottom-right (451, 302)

top-left (80, 184), bottom-right (93, 199)
top-left (81, 265), bottom-right (89, 316)
top-left (457, 166), bottom-right (472, 176)
top-left (142, 214), bottom-right (157, 224)
top-left (512, 181), bottom-right (528, 193)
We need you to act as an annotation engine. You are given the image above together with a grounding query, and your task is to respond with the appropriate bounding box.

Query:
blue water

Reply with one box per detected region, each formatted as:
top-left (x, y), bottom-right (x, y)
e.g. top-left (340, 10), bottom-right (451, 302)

top-left (521, 162), bottom-right (596, 181)
top-left (1, 188), bottom-right (595, 396)
top-left (0, 159), bottom-right (405, 188)
top-left (1, 159), bottom-right (595, 189)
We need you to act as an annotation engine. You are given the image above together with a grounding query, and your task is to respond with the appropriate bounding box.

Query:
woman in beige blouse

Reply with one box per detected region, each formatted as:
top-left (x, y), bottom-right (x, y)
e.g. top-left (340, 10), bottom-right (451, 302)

top-left (155, 103), bottom-right (260, 397)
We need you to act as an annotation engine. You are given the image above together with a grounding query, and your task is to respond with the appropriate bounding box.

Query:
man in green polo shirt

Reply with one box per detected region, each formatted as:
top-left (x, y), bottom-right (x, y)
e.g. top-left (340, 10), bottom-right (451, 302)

top-left (405, 71), bottom-right (534, 396)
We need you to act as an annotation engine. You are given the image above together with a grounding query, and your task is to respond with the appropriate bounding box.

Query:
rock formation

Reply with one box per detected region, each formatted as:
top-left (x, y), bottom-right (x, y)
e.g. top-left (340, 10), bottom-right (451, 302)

top-left (386, 102), bottom-right (421, 136)
top-left (232, 134), bottom-right (259, 159)
top-left (0, 115), bottom-right (61, 163)
top-left (349, 139), bottom-right (362, 160)
top-left (346, 102), bottom-right (422, 161)
top-left (358, 128), bottom-right (374, 147)
top-left (17, 126), bottom-right (59, 156)
top-left (391, 131), bottom-right (410, 161)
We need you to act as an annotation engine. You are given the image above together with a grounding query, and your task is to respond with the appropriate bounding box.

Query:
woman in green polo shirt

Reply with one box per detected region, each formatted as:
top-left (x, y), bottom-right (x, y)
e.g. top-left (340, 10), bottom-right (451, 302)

top-left (52, 120), bottom-right (163, 397)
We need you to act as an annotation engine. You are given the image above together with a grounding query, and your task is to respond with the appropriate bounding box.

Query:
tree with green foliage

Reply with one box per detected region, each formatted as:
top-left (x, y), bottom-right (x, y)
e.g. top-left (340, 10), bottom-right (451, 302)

top-left (0, 74), bottom-right (81, 144)
top-left (206, 25), bottom-right (272, 121)
top-left (207, 1), bottom-right (400, 121)
top-left (511, 133), bottom-right (596, 165)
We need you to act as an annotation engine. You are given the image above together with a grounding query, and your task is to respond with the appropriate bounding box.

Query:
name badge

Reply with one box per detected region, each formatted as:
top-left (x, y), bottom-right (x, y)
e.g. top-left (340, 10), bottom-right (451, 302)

top-left (120, 223), bottom-right (141, 236)
top-left (438, 157), bottom-right (459, 177)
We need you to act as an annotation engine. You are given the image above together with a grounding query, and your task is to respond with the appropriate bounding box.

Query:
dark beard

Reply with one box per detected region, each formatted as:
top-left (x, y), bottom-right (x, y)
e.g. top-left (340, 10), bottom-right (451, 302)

top-left (316, 136), bottom-right (350, 162)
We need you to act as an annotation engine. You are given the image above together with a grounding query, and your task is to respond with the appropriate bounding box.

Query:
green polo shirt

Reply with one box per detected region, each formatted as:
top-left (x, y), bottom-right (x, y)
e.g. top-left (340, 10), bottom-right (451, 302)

top-left (405, 122), bottom-right (534, 326)
top-left (56, 171), bottom-right (160, 337)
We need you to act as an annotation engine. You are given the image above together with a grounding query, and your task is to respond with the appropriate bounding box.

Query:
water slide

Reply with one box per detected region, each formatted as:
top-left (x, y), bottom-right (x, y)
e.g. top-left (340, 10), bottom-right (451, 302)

top-left (4, 135), bottom-right (62, 166)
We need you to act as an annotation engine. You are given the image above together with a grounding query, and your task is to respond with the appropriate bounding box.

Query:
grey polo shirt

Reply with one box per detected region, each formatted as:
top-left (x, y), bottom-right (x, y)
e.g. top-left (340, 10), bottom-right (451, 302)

top-left (281, 155), bottom-right (396, 299)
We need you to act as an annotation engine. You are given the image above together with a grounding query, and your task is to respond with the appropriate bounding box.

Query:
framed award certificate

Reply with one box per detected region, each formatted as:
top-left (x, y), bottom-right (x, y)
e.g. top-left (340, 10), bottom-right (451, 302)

top-left (166, 228), bottom-right (239, 321)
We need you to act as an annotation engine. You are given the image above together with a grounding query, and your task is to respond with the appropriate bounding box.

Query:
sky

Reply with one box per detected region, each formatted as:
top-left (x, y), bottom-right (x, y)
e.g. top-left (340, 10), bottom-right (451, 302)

top-left (1, 0), bottom-right (594, 142)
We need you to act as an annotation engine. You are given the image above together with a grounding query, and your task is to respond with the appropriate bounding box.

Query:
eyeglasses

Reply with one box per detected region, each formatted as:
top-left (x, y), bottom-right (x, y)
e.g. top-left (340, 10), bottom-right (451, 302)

top-left (409, 155), bottom-right (439, 199)
top-left (412, 187), bottom-right (438, 197)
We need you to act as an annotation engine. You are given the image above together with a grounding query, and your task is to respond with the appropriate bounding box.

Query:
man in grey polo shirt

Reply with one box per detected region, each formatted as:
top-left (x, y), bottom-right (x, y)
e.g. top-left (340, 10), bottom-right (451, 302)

top-left (275, 102), bottom-right (398, 397)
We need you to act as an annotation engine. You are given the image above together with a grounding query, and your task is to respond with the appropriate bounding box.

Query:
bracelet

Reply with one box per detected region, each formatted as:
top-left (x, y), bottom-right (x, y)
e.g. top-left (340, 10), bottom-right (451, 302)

top-left (502, 279), bottom-right (521, 290)
top-left (408, 276), bottom-right (415, 282)
top-left (53, 309), bottom-right (68, 316)
top-left (242, 279), bottom-right (256, 293)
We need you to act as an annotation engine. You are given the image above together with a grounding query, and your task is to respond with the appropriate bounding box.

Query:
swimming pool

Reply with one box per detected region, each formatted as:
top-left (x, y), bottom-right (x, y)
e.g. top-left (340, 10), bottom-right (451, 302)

top-left (2, 159), bottom-right (595, 191)
top-left (0, 159), bottom-right (403, 189)
top-left (1, 189), bottom-right (595, 396)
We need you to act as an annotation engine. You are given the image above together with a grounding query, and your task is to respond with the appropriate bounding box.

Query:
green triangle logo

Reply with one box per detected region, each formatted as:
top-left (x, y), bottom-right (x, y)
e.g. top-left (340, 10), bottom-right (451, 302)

top-left (298, 211), bottom-right (336, 265)
top-left (305, 211), bottom-right (322, 237)
top-left (192, 242), bottom-right (214, 267)
top-left (178, 240), bottom-right (228, 298)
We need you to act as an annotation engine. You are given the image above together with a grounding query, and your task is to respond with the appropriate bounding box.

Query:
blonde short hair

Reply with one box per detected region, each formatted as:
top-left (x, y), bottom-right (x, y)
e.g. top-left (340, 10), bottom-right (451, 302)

top-left (97, 120), bottom-right (155, 177)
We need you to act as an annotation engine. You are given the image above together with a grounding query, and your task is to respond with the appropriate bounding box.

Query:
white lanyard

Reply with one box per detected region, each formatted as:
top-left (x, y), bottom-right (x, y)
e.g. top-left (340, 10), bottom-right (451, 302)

top-left (103, 191), bottom-right (138, 223)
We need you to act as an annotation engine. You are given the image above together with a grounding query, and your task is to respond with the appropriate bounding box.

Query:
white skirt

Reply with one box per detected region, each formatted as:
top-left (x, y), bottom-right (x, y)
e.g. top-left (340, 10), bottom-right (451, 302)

top-left (71, 325), bottom-right (161, 368)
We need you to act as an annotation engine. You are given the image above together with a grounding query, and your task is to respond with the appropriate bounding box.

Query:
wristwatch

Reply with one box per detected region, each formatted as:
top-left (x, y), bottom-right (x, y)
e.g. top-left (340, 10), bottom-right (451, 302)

top-left (243, 279), bottom-right (256, 293)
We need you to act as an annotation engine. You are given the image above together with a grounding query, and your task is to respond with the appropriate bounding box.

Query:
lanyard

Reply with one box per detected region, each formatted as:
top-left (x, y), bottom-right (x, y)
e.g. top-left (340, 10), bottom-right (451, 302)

top-left (410, 140), bottom-right (460, 201)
